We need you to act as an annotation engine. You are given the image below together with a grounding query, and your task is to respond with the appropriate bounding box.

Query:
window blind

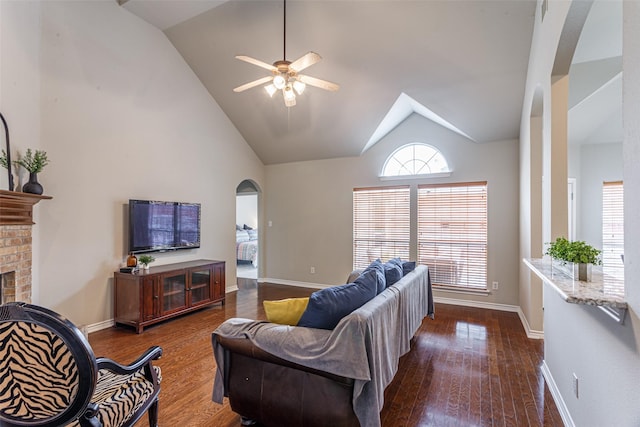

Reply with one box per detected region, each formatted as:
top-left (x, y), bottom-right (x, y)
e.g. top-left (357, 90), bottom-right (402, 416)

top-left (602, 181), bottom-right (624, 280)
top-left (353, 186), bottom-right (410, 269)
top-left (417, 182), bottom-right (487, 290)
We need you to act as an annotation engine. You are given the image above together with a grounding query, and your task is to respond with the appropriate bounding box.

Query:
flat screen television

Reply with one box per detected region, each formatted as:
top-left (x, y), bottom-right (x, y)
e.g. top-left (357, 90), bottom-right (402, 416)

top-left (128, 199), bottom-right (201, 254)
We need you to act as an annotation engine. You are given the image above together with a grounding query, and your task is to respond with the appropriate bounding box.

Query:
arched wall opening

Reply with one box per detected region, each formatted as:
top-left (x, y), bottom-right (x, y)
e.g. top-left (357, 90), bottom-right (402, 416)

top-left (235, 179), bottom-right (262, 288)
top-left (521, 86), bottom-right (545, 333)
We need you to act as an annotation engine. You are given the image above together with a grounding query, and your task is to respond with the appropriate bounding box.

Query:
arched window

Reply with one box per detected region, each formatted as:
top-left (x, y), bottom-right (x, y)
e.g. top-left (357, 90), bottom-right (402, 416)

top-left (381, 143), bottom-right (450, 177)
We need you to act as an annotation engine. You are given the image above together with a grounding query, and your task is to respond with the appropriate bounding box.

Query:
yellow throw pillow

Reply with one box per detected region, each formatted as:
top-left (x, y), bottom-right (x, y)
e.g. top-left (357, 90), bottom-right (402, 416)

top-left (263, 297), bottom-right (310, 326)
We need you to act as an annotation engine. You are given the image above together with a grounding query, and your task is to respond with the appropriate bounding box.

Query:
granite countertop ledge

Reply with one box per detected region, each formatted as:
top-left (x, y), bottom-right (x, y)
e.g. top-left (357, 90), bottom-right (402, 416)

top-left (523, 258), bottom-right (627, 310)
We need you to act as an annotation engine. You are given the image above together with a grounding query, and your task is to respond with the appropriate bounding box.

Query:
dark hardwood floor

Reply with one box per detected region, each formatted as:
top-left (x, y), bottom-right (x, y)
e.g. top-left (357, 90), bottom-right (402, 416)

top-left (88, 282), bottom-right (563, 427)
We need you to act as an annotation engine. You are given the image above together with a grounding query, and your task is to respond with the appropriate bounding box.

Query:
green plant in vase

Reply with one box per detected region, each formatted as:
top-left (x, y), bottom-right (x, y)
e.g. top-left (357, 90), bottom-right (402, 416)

top-left (12, 149), bottom-right (49, 195)
top-left (14, 149), bottom-right (49, 173)
top-left (138, 254), bottom-right (156, 270)
top-left (0, 149), bottom-right (9, 169)
top-left (545, 237), bottom-right (601, 281)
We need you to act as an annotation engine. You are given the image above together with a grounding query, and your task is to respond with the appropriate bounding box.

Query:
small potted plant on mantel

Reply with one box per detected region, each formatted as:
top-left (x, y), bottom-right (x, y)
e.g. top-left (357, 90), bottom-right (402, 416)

top-left (545, 237), bottom-right (602, 281)
top-left (0, 150), bottom-right (9, 169)
top-left (1, 148), bottom-right (49, 195)
top-left (138, 254), bottom-right (156, 271)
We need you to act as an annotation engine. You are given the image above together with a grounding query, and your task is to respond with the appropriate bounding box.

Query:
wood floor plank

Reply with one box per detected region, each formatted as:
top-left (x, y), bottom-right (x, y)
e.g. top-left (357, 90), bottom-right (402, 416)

top-left (87, 284), bottom-right (562, 427)
top-left (479, 347), bottom-right (494, 426)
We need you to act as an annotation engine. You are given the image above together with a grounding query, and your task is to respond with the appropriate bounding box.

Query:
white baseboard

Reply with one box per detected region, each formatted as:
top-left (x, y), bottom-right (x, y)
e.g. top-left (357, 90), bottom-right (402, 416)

top-left (541, 360), bottom-right (574, 427)
top-left (226, 284), bottom-right (239, 293)
top-left (516, 307), bottom-right (544, 339)
top-left (433, 296), bottom-right (544, 339)
top-left (259, 278), bottom-right (330, 289)
top-left (85, 319), bottom-right (114, 334)
top-left (434, 295), bottom-right (521, 313)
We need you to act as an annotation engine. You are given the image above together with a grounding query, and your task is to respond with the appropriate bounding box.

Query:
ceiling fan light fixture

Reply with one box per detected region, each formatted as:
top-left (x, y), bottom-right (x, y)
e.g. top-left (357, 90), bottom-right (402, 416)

top-left (273, 74), bottom-right (286, 90)
top-left (284, 96), bottom-right (296, 108)
top-left (293, 80), bottom-right (306, 95)
top-left (233, 0), bottom-right (339, 107)
top-left (283, 84), bottom-right (296, 107)
top-left (283, 84), bottom-right (295, 99)
top-left (264, 84), bottom-right (277, 97)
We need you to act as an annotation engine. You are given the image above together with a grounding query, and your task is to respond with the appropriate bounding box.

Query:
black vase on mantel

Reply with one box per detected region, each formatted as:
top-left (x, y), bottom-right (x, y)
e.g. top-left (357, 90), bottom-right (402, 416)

top-left (22, 172), bottom-right (43, 195)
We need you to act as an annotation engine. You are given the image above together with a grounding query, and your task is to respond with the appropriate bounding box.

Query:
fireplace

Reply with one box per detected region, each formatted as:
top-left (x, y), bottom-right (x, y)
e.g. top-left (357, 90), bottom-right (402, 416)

top-left (1, 271), bottom-right (16, 304)
top-left (0, 190), bottom-right (51, 304)
top-left (0, 226), bottom-right (33, 304)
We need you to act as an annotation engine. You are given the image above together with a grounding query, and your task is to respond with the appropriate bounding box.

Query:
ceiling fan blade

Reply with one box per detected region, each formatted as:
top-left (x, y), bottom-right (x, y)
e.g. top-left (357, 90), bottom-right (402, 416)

top-left (235, 55), bottom-right (278, 72)
top-left (233, 76), bottom-right (274, 93)
top-left (289, 52), bottom-right (322, 73)
top-left (298, 74), bottom-right (340, 92)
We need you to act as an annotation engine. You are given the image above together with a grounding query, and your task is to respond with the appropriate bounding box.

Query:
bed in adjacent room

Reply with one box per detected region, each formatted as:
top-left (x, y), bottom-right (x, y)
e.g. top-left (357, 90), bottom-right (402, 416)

top-left (236, 226), bottom-right (258, 267)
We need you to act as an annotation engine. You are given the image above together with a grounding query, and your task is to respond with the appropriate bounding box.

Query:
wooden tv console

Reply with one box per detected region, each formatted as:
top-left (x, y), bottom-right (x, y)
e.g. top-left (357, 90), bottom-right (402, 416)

top-left (114, 259), bottom-right (225, 333)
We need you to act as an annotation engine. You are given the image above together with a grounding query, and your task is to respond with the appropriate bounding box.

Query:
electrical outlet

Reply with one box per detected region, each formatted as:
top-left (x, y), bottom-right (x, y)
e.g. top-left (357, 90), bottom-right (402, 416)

top-left (572, 373), bottom-right (579, 398)
top-left (310, 266), bottom-right (316, 274)
top-left (492, 281), bottom-right (499, 290)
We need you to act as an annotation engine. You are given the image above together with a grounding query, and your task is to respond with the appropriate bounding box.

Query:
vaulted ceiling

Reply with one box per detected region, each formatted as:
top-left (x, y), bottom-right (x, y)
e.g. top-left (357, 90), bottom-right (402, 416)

top-left (568, 0), bottom-right (622, 146)
top-left (121, 0), bottom-right (537, 165)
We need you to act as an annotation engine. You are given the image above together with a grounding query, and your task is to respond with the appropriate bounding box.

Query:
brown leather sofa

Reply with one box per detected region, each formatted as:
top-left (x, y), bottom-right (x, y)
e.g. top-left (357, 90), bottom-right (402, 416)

top-left (215, 335), bottom-right (359, 427)
top-left (212, 265), bottom-right (433, 427)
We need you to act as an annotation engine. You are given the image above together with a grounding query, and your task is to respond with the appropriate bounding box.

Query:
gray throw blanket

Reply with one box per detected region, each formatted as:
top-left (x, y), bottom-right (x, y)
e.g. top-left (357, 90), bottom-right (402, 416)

top-left (212, 265), bottom-right (433, 427)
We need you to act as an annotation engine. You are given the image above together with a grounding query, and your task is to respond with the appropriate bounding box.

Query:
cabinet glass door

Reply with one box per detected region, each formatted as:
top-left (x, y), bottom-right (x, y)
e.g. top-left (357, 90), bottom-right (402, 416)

top-left (162, 272), bottom-right (187, 313)
top-left (190, 268), bottom-right (211, 305)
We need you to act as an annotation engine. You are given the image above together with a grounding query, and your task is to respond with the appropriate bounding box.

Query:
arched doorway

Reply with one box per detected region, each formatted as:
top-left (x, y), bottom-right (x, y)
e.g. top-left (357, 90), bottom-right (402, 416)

top-left (236, 180), bottom-right (261, 288)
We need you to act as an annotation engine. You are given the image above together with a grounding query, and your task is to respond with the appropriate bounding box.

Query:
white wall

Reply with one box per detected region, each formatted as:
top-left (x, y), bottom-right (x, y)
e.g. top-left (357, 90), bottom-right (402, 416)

top-left (520, 1), bottom-right (640, 424)
top-left (264, 113), bottom-right (521, 306)
top-left (577, 142), bottom-right (623, 245)
top-left (1, 1), bottom-right (264, 327)
top-left (236, 194), bottom-right (258, 230)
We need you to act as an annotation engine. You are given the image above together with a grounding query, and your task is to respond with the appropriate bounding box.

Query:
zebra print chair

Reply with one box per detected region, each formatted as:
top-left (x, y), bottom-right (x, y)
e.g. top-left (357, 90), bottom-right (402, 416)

top-left (0, 302), bottom-right (162, 427)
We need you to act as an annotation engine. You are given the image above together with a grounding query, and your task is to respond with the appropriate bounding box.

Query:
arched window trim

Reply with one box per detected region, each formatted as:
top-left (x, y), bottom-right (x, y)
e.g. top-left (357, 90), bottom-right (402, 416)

top-left (380, 171), bottom-right (452, 181)
top-left (380, 143), bottom-right (452, 180)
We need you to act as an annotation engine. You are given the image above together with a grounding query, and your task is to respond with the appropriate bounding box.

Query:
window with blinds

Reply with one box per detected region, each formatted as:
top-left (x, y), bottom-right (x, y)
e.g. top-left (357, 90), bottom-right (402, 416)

top-left (602, 181), bottom-right (624, 280)
top-left (353, 186), bottom-right (410, 269)
top-left (417, 182), bottom-right (488, 290)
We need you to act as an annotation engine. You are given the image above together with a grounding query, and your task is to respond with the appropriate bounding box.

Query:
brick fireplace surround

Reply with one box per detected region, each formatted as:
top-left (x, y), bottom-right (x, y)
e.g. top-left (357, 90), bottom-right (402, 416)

top-left (0, 190), bottom-right (51, 304)
top-left (0, 225), bottom-right (32, 304)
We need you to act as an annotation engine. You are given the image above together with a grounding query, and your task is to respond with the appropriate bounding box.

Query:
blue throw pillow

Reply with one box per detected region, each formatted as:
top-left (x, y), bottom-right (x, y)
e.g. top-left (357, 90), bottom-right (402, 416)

top-left (402, 261), bottom-right (416, 276)
top-left (362, 259), bottom-right (386, 294)
top-left (297, 270), bottom-right (378, 330)
top-left (383, 258), bottom-right (404, 286)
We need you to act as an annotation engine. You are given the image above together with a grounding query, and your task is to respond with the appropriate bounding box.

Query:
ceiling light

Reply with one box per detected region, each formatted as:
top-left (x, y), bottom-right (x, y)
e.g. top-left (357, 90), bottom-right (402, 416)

top-left (284, 96), bottom-right (296, 107)
top-left (273, 74), bottom-right (286, 90)
top-left (293, 80), bottom-right (306, 95)
top-left (264, 84), bottom-right (277, 97)
top-left (283, 84), bottom-right (296, 106)
top-left (283, 84), bottom-right (296, 107)
top-left (233, 0), bottom-right (340, 109)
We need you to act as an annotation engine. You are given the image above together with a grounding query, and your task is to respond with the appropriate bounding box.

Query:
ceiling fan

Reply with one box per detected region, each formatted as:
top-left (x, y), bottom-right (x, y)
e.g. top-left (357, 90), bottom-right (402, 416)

top-left (233, 0), bottom-right (339, 107)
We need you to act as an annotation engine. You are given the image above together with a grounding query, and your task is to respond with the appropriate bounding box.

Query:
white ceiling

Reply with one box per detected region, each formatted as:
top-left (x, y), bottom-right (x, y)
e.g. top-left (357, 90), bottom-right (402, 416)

top-left (121, 0), bottom-right (537, 165)
top-left (568, 0), bottom-right (622, 146)
top-left (121, 0), bottom-right (225, 30)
